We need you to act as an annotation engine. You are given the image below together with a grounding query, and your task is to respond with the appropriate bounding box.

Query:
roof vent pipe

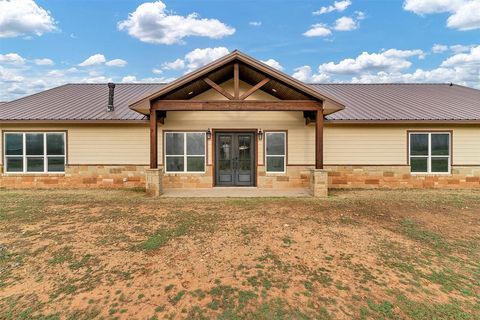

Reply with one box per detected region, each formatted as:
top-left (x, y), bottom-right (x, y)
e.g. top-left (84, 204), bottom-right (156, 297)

top-left (107, 82), bottom-right (115, 112)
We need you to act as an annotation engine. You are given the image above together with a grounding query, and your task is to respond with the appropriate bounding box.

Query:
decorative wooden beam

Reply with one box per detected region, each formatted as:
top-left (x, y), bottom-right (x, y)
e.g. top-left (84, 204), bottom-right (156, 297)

top-left (234, 63), bottom-right (239, 99)
top-left (153, 100), bottom-right (322, 111)
top-left (149, 108), bottom-right (158, 169)
top-left (315, 109), bottom-right (324, 169)
top-left (239, 78), bottom-right (270, 100)
top-left (203, 78), bottom-right (234, 100)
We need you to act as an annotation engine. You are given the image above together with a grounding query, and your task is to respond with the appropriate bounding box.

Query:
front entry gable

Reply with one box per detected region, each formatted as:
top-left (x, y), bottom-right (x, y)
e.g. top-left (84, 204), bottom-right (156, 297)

top-left (129, 50), bottom-right (345, 115)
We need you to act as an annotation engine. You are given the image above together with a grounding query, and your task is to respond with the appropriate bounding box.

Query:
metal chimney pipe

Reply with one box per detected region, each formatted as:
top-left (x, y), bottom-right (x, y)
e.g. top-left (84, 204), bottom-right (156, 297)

top-left (107, 82), bottom-right (115, 112)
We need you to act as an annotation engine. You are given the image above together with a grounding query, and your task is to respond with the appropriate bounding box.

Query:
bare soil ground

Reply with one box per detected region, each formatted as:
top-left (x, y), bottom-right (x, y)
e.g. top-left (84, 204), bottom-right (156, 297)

top-left (0, 189), bottom-right (479, 319)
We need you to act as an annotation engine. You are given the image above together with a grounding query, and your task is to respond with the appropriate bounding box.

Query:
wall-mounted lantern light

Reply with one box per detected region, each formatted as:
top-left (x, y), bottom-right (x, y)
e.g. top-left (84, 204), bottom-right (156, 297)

top-left (258, 129), bottom-right (263, 140)
top-left (206, 128), bottom-right (212, 139)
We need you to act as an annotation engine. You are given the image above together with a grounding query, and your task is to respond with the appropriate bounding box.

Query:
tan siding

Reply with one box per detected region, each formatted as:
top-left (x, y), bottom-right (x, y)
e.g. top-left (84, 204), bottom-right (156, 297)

top-left (0, 124), bottom-right (150, 165)
top-left (159, 111), bottom-right (309, 165)
top-left (324, 125), bottom-right (480, 165)
top-left (1, 122), bottom-right (478, 167)
top-left (452, 127), bottom-right (480, 165)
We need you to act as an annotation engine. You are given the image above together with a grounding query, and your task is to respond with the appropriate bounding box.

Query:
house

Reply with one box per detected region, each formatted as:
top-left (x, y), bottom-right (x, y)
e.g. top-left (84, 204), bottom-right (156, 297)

top-left (1, 50), bottom-right (479, 196)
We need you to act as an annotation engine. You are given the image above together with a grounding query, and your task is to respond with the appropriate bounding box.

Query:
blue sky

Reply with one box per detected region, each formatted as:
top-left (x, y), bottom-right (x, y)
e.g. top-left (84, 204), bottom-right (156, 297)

top-left (0, 0), bottom-right (479, 101)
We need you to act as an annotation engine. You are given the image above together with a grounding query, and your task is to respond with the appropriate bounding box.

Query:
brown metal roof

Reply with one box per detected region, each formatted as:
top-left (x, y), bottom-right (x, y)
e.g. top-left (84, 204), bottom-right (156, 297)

top-left (311, 83), bottom-right (480, 122)
top-left (0, 83), bottom-right (165, 122)
top-left (0, 82), bottom-right (479, 122)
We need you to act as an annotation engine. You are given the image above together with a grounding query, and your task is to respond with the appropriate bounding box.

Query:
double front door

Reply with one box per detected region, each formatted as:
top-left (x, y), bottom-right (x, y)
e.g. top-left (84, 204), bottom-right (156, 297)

top-left (215, 132), bottom-right (255, 186)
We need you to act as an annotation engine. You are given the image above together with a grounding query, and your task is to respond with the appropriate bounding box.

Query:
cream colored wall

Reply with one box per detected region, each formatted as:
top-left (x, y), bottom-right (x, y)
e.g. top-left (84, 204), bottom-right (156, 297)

top-left (0, 124), bottom-right (150, 165)
top-left (324, 125), bottom-right (480, 165)
top-left (192, 79), bottom-right (279, 101)
top-left (159, 111), bottom-right (310, 165)
top-left (1, 121), bottom-right (478, 167)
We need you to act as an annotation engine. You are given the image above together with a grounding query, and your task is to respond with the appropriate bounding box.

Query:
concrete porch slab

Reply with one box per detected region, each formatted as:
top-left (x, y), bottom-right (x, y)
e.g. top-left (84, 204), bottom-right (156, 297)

top-left (161, 187), bottom-right (311, 198)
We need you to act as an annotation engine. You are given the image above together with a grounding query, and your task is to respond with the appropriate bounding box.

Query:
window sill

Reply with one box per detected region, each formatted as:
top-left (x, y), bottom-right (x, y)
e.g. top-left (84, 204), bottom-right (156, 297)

top-left (410, 172), bottom-right (451, 176)
top-left (164, 172), bottom-right (206, 176)
top-left (2, 173), bottom-right (65, 177)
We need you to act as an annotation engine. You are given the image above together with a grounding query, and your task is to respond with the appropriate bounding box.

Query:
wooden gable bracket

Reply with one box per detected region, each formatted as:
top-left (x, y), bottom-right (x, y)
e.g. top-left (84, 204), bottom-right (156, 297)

top-left (202, 62), bottom-right (272, 101)
top-left (203, 78), bottom-right (235, 100)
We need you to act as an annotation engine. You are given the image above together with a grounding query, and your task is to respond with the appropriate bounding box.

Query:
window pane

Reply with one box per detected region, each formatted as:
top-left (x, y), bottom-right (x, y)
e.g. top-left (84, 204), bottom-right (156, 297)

top-left (166, 156), bottom-right (184, 172)
top-left (187, 156), bottom-right (205, 172)
top-left (5, 133), bottom-right (23, 155)
top-left (266, 133), bottom-right (285, 156)
top-left (266, 156), bottom-right (285, 172)
top-left (431, 134), bottom-right (449, 156)
top-left (48, 157), bottom-right (65, 172)
top-left (6, 157), bottom-right (23, 172)
top-left (27, 157), bottom-right (44, 172)
top-left (410, 157), bottom-right (428, 173)
top-left (431, 157), bottom-right (449, 173)
top-left (26, 133), bottom-right (44, 155)
top-left (47, 133), bottom-right (65, 155)
top-left (187, 133), bottom-right (205, 155)
top-left (166, 133), bottom-right (184, 155)
top-left (410, 134), bottom-right (428, 156)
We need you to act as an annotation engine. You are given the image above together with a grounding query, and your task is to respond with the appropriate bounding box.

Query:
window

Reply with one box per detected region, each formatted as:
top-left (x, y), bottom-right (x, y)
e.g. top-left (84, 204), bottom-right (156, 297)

top-left (409, 132), bottom-right (451, 174)
top-left (4, 132), bottom-right (66, 173)
top-left (164, 132), bottom-right (206, 173)
top-left (265, 132), bottom-right (286, 173)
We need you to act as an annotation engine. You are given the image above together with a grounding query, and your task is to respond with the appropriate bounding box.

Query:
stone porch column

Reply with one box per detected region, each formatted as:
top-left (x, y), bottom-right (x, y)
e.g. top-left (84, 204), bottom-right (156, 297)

top-left (310, 169), bottom-right (328, 197)
top-left (146, 168), bottom-right (163, 197)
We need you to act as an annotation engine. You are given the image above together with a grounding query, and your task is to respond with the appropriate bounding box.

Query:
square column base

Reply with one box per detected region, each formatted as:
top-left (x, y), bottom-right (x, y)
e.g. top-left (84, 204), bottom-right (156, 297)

top-left (146, 168), bottom-right (163, 197)
top-left (310, 169), bottom-right (328, 197)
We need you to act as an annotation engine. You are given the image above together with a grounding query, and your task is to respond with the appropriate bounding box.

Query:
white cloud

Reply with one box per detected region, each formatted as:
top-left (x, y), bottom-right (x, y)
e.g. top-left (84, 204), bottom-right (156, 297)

top-left (317, 49), bottom-right (425, 75)
top-left (0, 0), bottom-right (57, 38)
top-left (441, 45), bottom-right (480, 67)
top-left (163, 47), bottom-right (230, 73)
top-left (105, 59), bottom-right (127, 67)
top-left (293, 45), bottom-right (480, 88)
top-left (431, 43), bottom-right (477, 54)
top-left (249, 21), bottom-right (262, 27)
top-left (34, 58), bottom-right (54, 66)
top-left (152, 68), bottom-right (163, 74)
top-left (78, 54), bottom-right (106, 67)
top-left (162, 58), bottom-right (185, 70)
top-left (303, 24), bottom-right (332, 37)
top-left (334, 16), bottom-right (358, 31)
top-left (261, 59), bottom-right (284, 71)
top-left (292, 65), bottom-right (330, 82)
top-left (118, 1), bottom-right (235, 45)
top-left (0, 53), bottom-right (26, 65)
top-left (0, 66), bottom-right (24, 83)
top-left (432, 44), bottom-right (448, 53)
top-left (313, 0), bottom-right (352, 15)
top-left (122, 75), bottom-right (137, 83)
top-left (404, 0), bottom-right (480, 31)
top-left (447, 1), bottom-right (480, 30)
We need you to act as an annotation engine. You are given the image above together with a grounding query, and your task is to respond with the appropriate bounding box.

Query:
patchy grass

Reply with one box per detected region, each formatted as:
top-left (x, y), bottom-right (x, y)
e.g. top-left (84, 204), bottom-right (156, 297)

top-left (0, 188), bottom-right (479, 319)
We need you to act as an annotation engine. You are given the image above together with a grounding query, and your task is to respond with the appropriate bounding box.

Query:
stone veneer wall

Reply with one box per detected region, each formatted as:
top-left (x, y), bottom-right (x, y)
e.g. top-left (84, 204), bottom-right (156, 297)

top-left (0, 165), bottom-right (146, 189)
top-left (160, 165), bottom-right (312, 189)
top-left (325, 165), bottom-right (480, 189)
top-left (1, 164), bottom-right (479, 190)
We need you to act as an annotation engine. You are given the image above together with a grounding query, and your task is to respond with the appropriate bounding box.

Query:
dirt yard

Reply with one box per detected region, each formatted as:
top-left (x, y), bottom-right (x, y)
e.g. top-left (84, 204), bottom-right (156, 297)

top-left (0, 189), bottom-right (479, 319)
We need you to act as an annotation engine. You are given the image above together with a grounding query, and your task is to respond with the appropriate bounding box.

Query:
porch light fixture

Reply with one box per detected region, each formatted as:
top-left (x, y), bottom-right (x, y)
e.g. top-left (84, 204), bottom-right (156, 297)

top-left (258, 129), bottom-right (263, 140)
top-left (206, 128), bottom-right (212, 139)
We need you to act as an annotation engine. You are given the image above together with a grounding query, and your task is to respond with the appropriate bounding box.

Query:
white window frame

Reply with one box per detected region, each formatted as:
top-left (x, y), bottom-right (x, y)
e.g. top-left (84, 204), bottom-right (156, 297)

top-left (408, 132), bottom-right (451, 175)
top-left (164, 132), bottom-right (206, 173)
top-left (3, 132), bottom-right (66, 174)
top-left (265, 131), bottom-right (287, 174)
